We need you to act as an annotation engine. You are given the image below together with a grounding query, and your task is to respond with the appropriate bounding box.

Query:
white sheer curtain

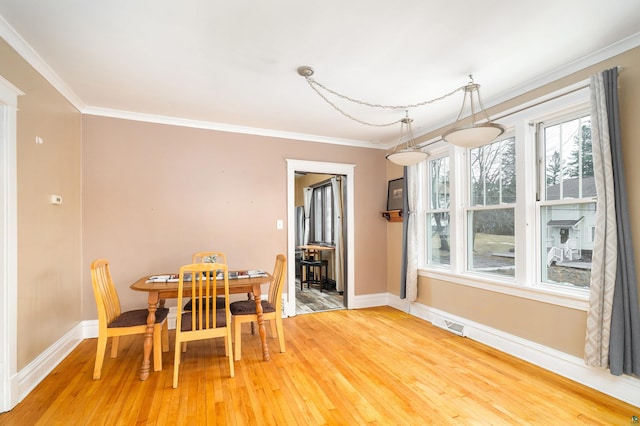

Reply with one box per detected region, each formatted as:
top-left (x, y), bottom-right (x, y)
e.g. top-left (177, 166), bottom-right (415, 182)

top-left (405, 165), bottom-right (419, 302)
top-left (584, 71), bottom-right (618, 368)
top-left (302, 187), bottom-right (313, 245)
top-left (331, 176), bottom-right (345, 293)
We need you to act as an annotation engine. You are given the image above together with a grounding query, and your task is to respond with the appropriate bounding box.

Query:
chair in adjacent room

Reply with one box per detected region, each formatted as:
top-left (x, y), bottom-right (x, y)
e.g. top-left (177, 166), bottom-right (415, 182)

top-left (173, 262), bottom-right (234, 388)
top-left (300, 252), bottom-right (328, 292)
top-left (90, 258), bottom-right (169, 380)
top-left (230, 254), bottom-right (286, 361)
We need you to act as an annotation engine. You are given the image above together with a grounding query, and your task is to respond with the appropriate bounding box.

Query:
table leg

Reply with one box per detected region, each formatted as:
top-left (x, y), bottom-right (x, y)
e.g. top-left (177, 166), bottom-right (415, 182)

top-left (140, 292), bottom-right (159, 381)
top-left (252, 283), bottom-right (270, 361)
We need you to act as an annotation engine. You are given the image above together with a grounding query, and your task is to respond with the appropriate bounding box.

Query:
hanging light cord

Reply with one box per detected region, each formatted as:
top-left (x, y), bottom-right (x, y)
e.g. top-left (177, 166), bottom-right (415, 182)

top-left (300, 69), bottom-right (465, 127)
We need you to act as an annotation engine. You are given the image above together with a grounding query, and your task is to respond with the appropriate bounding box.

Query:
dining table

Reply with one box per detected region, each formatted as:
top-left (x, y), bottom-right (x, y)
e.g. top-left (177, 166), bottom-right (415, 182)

top-left (130, 271), bottom-right (273, 381)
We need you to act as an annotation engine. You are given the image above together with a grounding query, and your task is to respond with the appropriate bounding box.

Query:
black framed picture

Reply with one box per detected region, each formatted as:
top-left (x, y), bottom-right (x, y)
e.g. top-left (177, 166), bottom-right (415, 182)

top-left (386, 178), bottom-right (404, 210)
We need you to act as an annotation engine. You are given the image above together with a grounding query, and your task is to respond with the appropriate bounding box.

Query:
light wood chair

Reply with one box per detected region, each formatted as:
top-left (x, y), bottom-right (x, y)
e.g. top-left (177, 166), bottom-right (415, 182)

top-left (231, 254), bottom-right (286, 361)
top-left (90, 258), bottom-right (169, 380)
top-left (173, 262), bottom-right (234, 388)
top-left (185, 251), bottom-right (227, 310)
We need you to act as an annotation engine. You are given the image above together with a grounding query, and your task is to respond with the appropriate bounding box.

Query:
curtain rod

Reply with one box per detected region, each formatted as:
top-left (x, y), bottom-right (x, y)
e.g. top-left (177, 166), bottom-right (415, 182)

top-left (417, 65), bottom-right (622, 150)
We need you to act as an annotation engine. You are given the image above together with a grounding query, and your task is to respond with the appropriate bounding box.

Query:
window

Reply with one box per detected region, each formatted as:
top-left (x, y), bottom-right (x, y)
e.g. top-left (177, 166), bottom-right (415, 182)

top-left (467, 136), bottom-right (516, 277)
top-left (425, 156), bottom-right (450, 266)
top-left (310, 183), bottom-right (333, 244)
top-left (539, 112), bottom-right (594, 288)
top-left (418, 84), bottom-right (593, 304)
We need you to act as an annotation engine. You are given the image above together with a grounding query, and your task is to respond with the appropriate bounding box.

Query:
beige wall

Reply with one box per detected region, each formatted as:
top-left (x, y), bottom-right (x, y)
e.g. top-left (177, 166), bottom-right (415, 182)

top-left (81, 116), bottom-right (389, 319)
top-left (0, 39), bottom-right (82, 369)
top-left (386, 46), bottom-right (640, 358)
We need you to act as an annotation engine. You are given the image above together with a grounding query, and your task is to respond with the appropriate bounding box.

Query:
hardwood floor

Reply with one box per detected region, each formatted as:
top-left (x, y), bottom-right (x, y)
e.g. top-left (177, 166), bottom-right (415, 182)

top-left (1, 307), bottom-right (637, 425)
top-left (295, 280), bottom-right (344, 314)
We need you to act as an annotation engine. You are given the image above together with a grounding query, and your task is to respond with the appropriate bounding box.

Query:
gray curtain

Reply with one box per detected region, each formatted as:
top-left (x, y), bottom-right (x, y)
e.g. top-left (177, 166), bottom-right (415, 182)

top-left (400, 168), bottom-right (408, 299)
top-left (603, 67), bottom-right (640, 377)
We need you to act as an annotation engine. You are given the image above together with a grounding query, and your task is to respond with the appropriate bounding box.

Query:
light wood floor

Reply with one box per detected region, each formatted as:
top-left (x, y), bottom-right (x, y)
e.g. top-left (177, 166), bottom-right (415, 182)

top-left (1, 307), bottom-right (637, 425)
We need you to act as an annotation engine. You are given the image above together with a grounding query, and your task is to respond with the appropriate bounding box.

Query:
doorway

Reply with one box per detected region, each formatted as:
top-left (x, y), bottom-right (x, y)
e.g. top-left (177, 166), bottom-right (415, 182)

top-left (294, 172), bottom-right (345, 313)
top-left (286, 160), bottom-right (355, 317)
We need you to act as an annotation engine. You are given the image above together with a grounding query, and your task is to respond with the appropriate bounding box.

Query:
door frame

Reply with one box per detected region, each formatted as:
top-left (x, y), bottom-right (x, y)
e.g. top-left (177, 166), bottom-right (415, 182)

top-left (0, 75), bottom-right (21, 412)
top-left (285, 159), bottom-right (355, 316)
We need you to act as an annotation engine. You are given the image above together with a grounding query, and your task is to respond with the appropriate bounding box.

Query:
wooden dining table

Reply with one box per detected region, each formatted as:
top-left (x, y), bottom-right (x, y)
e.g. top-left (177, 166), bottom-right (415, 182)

top-left (130, 271), bottom-right (273, 381)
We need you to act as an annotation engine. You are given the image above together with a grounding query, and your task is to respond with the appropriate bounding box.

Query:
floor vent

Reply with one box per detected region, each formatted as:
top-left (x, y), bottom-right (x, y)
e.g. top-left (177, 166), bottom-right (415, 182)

top-left (432, 317), bottom-right (466, 337)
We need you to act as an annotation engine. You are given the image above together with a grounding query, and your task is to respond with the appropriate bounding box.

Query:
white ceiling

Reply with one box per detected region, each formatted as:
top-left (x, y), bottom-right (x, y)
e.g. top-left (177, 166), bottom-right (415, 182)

top-left (0, 0), bottom-right (639, 148)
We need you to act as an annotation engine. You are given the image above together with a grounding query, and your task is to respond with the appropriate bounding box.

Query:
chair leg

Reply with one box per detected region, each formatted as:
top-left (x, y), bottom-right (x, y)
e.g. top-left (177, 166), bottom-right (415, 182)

top-left (275, 316), bottom-right (286, 353)
top-left (226, 328), bottom-right (235, 378)
top-left (233, 318), bottom-right (243, 361)
top-left (173, 337), bottom-right (181, 389)
top-left (153, 324), bottom-right (163, 372)
top-left (93, 334), bottom-right (108, 380)
top-left (110, 336), bottom-right (119, 358)
top-left (161, 321), bottom-right (169, 352)
top-left (269, 318), bottom-right (277, 338)
top-left (181, 342), bottom-right (187, 353)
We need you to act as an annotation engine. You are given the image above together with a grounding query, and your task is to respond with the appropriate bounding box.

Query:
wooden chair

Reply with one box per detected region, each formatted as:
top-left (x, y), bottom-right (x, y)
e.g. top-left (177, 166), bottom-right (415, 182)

top-left (90, 258), bottom-right (169, 380)
top-left (173, 262), bottom-right (234, 388)
top-left (184, 251), bottom-right (227, 311)
top-left (231, 254), bottom-right (286, 361)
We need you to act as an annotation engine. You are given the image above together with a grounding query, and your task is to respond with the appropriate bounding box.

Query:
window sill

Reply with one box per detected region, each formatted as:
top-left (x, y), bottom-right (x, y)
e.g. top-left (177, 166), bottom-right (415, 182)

top-left (418, 267), bottom-right (589, 311)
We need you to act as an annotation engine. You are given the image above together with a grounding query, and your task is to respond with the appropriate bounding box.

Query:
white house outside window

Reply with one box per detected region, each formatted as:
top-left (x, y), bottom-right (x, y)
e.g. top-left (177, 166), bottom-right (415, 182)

top-left (538, 111), bottom-right (595, 288)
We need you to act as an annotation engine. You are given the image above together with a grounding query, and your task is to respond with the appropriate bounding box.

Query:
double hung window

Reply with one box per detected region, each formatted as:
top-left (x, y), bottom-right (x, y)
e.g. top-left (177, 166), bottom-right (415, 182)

top-left (538, 111), bottom-right (594, 288)
top-left (467, 136), bottom-right (516, 277)
top-left (310, 183), bottom-right (333, 244)
top-left (425, 156), bottom-right (451, 266)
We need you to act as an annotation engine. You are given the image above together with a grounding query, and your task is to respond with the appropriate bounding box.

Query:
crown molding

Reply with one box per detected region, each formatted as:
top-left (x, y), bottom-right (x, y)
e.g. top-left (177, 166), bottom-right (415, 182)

top-left (0, 15), bottom-right (85, 111)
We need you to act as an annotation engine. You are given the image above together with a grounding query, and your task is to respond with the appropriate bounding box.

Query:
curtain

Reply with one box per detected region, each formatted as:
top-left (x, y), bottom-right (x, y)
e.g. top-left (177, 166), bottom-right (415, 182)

top-left (302, 187), bottom-right (313, 245)
top-left (603, 68), bottom-right (640, 376)
top-left (585, 68), bottom-right (617, 368)
top-left (331, 176), bottom-right (345, 293)
top-left (585, 67), bottom-right (640, 377)
top-left (400, 165), bottom-right (419, 302)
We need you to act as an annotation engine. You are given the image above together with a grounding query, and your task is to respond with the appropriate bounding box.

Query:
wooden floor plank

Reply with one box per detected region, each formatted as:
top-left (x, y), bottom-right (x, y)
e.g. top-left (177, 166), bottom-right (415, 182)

top-left (0, 307), bottom-right (637, 425)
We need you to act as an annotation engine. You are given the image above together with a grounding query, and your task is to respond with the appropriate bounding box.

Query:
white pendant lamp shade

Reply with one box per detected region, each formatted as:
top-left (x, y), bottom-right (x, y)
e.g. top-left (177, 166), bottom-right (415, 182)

top-left (442, 122), bottom-right (505, 148)
top-left (386, 115), bottom-right (427, 166)
top-left (386, 149), bottom-right (428, 166)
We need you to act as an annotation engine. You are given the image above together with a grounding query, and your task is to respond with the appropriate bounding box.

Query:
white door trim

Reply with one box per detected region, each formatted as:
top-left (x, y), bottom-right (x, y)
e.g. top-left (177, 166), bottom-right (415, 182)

top-left (0, 75), bottom-right (22, 412)
top-left (285, 159), bottom-right (355, 316)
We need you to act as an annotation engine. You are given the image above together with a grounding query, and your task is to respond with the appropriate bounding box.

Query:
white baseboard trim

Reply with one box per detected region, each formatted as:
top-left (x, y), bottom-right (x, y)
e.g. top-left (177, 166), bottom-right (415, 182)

top-left (349, 292), bottom-right (389, 309)
top-left (16, 322), bottom-right (84, 403)
top-left (384, 293), bottom-right (640, 408)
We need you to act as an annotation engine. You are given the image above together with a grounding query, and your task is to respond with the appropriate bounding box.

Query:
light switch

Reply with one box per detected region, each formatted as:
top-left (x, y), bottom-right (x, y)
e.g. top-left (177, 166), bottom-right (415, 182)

top-left (50, 195), bottom-right (62, 205)
top-left (276, 219), bottom-right (283, 230)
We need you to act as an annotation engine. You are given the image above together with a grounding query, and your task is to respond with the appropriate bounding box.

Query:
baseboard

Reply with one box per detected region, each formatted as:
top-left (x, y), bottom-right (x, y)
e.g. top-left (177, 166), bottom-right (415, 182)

top-left (384, 293), bottom-right (640, 408)
top-left (16, 322), bottom-right (84, 403)
top-left (349, 292), bottom-right (389, 309)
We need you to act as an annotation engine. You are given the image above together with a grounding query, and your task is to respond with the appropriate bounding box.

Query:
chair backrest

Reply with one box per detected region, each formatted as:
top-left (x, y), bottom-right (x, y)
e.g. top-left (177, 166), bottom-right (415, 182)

top-left (176, 262), bottom-right (230, 332)
top-left (268, 254), bottom-right (287, 312)
top-left (90, 259), bottom-right (122, 327)
top-left (192, 251), bottom-right (227, 264)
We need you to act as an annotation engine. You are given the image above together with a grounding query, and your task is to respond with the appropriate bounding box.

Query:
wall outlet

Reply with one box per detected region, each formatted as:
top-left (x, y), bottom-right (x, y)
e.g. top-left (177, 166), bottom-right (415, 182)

top-left (49, 195), bottom-right (62, 205)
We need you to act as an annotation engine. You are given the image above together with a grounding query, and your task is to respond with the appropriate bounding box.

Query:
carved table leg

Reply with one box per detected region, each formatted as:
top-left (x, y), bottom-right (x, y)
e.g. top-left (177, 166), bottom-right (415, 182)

top-left (253, 283), bottom-right (270, 361)
top-left (140, 292), bottom-right (159, 381)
